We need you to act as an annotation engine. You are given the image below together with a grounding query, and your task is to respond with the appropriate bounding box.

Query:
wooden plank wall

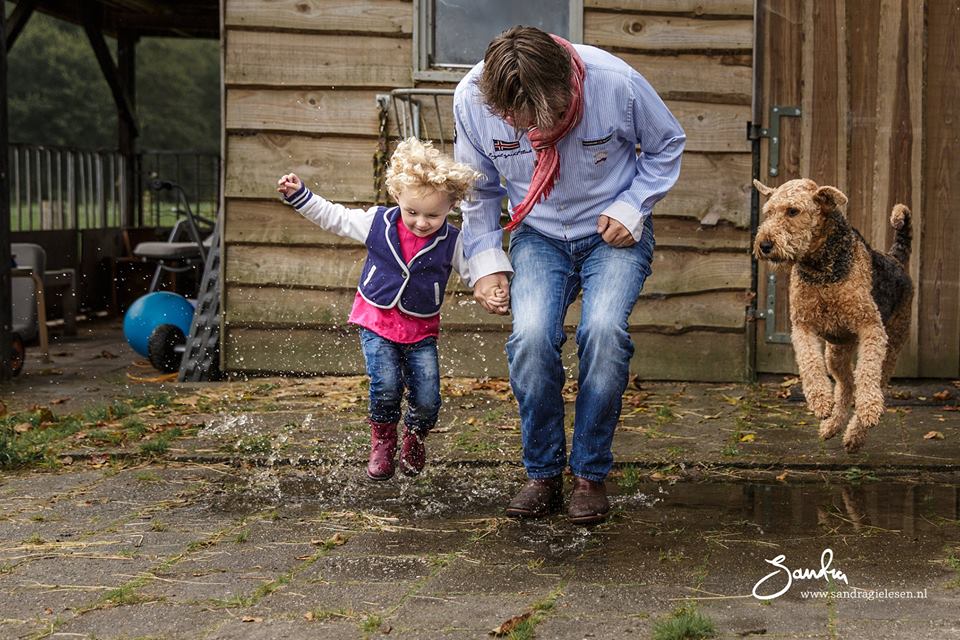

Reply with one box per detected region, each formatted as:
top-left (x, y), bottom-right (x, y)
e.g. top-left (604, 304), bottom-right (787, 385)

top-left (221, 0), bottom-right (755, 380)
top-left (756, 0), bottom-right (957, 378)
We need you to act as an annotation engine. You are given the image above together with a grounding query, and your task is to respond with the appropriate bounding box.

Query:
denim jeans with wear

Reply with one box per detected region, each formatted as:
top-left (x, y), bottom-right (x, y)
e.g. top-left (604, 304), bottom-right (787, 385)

top-left (359, 328), bottom-right (441, 433)
top-left (507, 216), bottom-right (655, 482)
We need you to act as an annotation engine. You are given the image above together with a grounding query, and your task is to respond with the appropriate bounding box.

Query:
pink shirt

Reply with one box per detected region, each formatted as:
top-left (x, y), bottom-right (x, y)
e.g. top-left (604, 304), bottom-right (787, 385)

top-left (348, 220), bottom-right (441, 343)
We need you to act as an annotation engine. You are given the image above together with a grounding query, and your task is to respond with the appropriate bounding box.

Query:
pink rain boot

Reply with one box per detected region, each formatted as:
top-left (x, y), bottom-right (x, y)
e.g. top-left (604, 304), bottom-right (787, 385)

top-left (399, 427), bottom-right (427, 477)
top-left (367, 420), bottom-right (398, 481)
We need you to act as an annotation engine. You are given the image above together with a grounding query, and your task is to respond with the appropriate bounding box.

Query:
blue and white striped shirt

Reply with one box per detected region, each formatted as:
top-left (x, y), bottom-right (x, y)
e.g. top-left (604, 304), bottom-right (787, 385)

top-left (453, 43), bottom-right (686, 279)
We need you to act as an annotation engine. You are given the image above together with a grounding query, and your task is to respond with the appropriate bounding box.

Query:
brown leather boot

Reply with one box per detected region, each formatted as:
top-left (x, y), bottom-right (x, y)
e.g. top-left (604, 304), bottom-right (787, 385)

top-left (568, 477), bottom-right (610, 525)
top-left (399, 427), bottom-right (426, 477)
top-left (366, 420), bottom-right (398, 481)
top-left (505, 476), bottom-right (563, 518)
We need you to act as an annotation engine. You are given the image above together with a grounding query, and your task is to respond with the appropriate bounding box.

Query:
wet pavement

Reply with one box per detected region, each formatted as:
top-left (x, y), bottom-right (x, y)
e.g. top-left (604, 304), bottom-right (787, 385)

top-left (1, 322), bottom-right (959, 638)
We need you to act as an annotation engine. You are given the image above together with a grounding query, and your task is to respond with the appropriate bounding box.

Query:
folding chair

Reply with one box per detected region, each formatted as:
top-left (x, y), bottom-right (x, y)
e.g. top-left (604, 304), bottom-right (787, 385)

top-left (133, 180), bottom-right (214, 293)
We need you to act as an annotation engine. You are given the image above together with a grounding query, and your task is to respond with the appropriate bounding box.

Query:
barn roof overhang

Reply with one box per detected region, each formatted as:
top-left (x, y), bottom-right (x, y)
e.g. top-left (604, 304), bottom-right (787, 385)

top-left (8, 0), bottom-right (220, 41)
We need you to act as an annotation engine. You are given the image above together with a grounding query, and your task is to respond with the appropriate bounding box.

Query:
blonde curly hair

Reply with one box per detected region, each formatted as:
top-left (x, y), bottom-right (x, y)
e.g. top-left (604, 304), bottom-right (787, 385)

top-left (385, 137), bottom-right (482, 203)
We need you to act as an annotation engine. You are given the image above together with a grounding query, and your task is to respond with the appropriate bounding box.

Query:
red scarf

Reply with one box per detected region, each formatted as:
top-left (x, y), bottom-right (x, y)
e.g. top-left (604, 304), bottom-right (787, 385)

top-left (504, 35), bottom-right (585, 231)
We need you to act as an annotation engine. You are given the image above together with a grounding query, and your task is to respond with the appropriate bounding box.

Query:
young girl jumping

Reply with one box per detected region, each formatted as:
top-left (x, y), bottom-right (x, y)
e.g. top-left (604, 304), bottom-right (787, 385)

top-left (277, 138), bottom-right (506, 480)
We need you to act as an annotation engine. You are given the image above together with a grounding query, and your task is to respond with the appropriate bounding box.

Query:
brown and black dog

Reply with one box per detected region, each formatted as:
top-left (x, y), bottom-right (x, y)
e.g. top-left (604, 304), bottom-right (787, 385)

top-left (753, 178), bottom-right (912, 453)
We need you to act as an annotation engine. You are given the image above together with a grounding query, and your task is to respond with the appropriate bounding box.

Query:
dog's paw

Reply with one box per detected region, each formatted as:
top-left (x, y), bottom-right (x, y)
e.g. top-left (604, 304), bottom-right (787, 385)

top-left (854, 398), bottom-right (884, 428)
top-left (807, 392), bottom-right (835, 420)
top-left (819, 415), bottom-right (843, 441)
top-left (842, 417), bottom-right (867, 453)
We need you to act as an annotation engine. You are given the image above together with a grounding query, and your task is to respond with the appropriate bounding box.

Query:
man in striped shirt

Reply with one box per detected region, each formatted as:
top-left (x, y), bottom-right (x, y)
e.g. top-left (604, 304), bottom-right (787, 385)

top-left (454, 26), bottom-right (685, 524)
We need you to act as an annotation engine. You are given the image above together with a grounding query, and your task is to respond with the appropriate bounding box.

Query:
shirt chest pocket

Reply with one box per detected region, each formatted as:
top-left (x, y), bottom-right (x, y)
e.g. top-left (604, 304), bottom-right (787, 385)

top-left (578, 127), bottom-right (618, 180)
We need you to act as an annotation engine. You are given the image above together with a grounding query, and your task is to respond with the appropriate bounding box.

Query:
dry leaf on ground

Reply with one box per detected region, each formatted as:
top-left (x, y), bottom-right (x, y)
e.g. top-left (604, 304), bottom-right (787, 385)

top-left (490, 612), bottom-right (532, 637)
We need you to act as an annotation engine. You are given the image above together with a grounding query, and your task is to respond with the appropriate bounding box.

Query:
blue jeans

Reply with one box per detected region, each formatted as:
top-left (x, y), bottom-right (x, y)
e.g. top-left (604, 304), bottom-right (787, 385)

top-left (358, 328), bottom-right (441, 433)
top-left (507, 217), bottom-right (655, 482)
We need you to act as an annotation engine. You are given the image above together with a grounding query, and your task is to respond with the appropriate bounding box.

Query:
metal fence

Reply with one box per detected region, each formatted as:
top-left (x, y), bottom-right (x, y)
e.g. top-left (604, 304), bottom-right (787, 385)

top-left (8, 143), bottom-right (220, 231)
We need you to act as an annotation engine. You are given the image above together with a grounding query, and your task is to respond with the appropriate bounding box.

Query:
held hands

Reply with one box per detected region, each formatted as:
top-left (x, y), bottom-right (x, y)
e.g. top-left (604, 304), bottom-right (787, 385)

top-left (597, 215), bottom-right (636, 248)
top-left (474, 273), bottom-right (510, 316)
top-left (277, 173), bottom-right (302, 198)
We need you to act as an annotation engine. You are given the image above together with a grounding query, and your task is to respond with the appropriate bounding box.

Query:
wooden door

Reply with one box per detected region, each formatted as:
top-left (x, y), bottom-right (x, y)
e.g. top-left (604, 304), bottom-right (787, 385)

top-left (754, 0), bottom-right (958, 378)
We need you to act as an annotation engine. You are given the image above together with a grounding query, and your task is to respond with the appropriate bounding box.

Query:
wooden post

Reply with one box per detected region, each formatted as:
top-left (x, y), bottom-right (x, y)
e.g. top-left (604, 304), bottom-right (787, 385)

top-left (4, 0), bottom-right (39, 52)
top-left (1, 6), bottom-right (12, 382)
top-left (118, 30), bottom-right (138, 229)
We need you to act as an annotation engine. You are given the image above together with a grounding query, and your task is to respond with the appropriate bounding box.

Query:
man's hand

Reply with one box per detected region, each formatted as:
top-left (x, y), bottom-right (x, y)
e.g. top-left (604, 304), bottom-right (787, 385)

top-left (276, 173), bottom-right (302, 198)
top-left (473, 273), bottom-right (510, 316)
top-left (597, 215), bottom-right (637, 248)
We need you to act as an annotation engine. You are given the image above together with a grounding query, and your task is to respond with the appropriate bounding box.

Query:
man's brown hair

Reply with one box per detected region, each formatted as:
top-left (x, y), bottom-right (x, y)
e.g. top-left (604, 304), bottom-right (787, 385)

top-left (477, 26), bottom-right (571, 132)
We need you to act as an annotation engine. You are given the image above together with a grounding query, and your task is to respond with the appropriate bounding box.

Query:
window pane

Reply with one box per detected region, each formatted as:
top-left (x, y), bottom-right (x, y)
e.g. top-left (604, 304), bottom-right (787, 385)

top-left (433, 0), bottom-right (570, 67)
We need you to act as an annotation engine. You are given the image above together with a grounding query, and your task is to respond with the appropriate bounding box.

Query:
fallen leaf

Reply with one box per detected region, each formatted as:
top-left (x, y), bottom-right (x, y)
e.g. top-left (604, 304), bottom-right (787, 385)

top-left (44, 607), bottom-right (53, 615)
top-left (241, 616), bottom-right (262, 623)
top-left (32, 406), bottom-right (56, 424)
top-left (59, 456), bottom-right (74, 465)
top-left (739, 433), bottom-right (756, 443)
top-left (50, 398), bottom-right (70, 405)
top-left (304, 611), bottom-right (314, 621)
top-left (14, 422), bottom-right (32, 433)
top-left (491, 612), bottom-right (532, 637)
top-left (776, 471), bottom-right (789, 482)
top-left (933, 390), bottom-right (952, 402)
top-left (312, 533), bottom-right (348, 547)
top-left (466, 417), bottom-right (477, 426)
top-left (780, 377), bottom-right (800, 388)
top-left (923, 431), bottom-right (944, 440)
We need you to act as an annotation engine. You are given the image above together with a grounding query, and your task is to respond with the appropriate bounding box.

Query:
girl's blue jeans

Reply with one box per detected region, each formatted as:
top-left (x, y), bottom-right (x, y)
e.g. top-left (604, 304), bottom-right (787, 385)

top-left (359, 328), bottom-right (441, 433)
top-left (507, 216), bottom-right (655, 482)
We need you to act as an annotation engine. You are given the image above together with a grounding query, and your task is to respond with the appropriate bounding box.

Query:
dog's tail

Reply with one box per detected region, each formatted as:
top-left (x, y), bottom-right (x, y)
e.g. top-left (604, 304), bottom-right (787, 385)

top-left (888, 204), bottom-right (912, 267)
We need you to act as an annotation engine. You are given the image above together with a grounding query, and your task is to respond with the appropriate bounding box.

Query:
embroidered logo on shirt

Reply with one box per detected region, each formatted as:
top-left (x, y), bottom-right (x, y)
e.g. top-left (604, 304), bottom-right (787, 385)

top-left (593, 151), bottom-right (609, 165)
top-left (492, 139), bottom-right (521, 151)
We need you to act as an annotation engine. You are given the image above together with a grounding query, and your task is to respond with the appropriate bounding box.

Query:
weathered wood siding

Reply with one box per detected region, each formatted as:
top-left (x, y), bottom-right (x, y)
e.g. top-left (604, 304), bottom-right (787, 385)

top-left (222, 0), bottom-right (754, 380)
top-left (755, 0), bottom-right (958, 378)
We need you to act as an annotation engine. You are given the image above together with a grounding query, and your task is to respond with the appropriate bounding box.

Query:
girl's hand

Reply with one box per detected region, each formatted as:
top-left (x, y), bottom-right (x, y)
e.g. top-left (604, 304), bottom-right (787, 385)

top-left (277, 173), bottom-right (302, 197)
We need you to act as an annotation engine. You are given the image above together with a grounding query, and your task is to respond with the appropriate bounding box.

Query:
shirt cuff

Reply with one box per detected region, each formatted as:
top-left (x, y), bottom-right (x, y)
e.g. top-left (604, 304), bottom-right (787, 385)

top-left (466, 248), bottom-right (514, 283)
top-left (601, 200), bottom-right (646, 242)
top-left (283, 185), bottom-right (313, 209)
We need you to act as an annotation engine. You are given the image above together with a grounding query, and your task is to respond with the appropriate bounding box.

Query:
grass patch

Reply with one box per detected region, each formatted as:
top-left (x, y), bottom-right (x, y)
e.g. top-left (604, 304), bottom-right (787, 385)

top-left (618, 464), bottom-right (642, 493)
top-left (652, 604), bottom-right (715, 640)
top-left (122, 417), bottom-right (148, 439)
top-left (654, 405), bottom-right (677, 424)
top-left (946, 546), bottom-right (960, 589)
top-left (360, 613), bottom-right (383, 633)
top-left (843, 467), bottom-right (879, 484)
top-left (100, 582), bottom-right (150, 608)
top-left (136, 471), bottom-right (162, 483)
top-left (0, 395), bottom-right (174, 469)
top-left (140, 437), bottom-right (170, 456)
top-left (234, 435), bottom-right (273, 456)
top-left (234, 529), bottom-right (250, 544)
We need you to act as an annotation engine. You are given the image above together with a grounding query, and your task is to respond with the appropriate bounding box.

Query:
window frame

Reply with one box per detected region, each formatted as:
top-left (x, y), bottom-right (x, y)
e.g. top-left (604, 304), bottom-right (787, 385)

top-left (412, 0), bottom-right (584, 83)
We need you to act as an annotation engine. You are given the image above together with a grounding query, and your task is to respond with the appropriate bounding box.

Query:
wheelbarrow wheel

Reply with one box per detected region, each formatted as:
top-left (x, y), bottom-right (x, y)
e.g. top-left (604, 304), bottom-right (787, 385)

top-left (10, 332), bottom-right (25, 376)
top-left (147, 324), bottom-right (186, 373)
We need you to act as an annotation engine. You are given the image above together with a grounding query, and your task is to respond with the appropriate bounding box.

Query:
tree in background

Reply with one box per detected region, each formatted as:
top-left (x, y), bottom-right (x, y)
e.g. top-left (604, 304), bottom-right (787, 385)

top-left (6, 7), bottom-right (219, 152)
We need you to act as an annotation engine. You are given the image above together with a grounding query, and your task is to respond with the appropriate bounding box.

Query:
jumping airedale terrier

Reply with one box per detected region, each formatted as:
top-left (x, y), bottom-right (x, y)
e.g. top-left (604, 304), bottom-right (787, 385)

top-left (753, 178), bottom-right (913, 453)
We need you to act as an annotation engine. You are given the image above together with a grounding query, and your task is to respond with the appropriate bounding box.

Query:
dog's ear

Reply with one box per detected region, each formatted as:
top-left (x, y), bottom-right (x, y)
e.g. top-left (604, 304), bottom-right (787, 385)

top-left (753, 179), bottom-right (774, 197)
top-left (813, 185), bottom-right (848, 211)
